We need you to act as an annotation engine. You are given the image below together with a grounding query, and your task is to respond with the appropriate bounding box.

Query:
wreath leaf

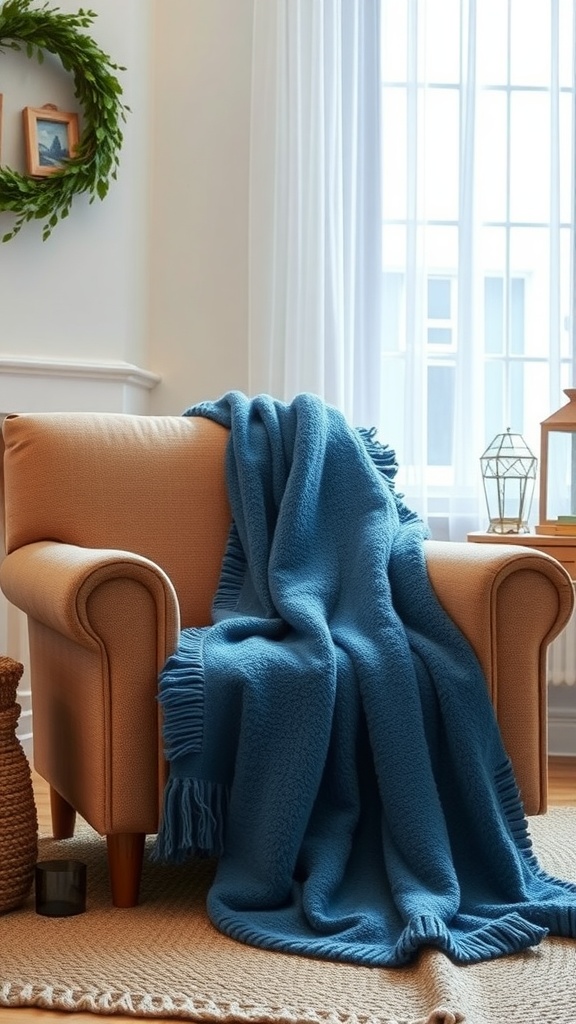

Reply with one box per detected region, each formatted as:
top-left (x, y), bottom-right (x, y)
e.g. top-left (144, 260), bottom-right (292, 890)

top-left (0, 0), bottom-right (128, 241)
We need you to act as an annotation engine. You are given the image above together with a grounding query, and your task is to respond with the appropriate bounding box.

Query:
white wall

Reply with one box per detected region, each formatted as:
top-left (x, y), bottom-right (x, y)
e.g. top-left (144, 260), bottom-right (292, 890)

top-left (0, 0), bottom-right (154, 370)
top-left (0, 0), bottom-right (253, 413)
top-left (147, 0), bottom-right (252, 414)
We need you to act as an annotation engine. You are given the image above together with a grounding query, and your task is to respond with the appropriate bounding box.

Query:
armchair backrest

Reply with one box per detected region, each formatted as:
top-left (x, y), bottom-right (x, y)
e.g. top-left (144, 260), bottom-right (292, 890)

top-left (1, 412), bottom-right (232, 629)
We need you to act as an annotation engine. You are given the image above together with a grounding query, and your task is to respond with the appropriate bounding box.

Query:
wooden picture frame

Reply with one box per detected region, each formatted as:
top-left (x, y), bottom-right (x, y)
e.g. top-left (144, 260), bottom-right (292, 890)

top-left (22, 105), bottom-right (79, 177)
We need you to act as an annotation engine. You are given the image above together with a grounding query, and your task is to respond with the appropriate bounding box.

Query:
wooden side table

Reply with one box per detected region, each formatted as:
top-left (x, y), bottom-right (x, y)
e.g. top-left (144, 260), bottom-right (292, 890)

top-left (466, 531), bottom-right (576, 581)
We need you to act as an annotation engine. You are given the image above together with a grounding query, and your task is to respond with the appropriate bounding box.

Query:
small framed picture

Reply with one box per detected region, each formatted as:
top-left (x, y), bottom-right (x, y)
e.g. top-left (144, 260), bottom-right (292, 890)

top-left (22, 105), bottom-right (79, 177)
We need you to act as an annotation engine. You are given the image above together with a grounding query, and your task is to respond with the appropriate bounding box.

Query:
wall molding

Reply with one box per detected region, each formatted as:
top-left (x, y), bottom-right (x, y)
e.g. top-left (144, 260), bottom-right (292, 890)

top-left (0, 356), bottom-right (160, 412)
top-left (0, 355), bottom-right (159, 387)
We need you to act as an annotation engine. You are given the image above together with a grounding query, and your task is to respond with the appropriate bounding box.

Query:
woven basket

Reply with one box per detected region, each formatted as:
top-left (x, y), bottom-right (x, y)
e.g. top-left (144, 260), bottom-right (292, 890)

top-left (0, 656), bottom-right (38, 914)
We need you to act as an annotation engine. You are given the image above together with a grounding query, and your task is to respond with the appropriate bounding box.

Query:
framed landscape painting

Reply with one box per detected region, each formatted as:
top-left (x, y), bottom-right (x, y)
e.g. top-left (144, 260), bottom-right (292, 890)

top-left (23, 105), bottom-right (79, 177)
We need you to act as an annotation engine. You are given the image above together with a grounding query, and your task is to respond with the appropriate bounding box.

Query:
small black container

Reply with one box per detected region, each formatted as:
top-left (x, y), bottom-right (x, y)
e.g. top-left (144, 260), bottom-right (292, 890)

top-left (35, 859), bottom-right (87, 917)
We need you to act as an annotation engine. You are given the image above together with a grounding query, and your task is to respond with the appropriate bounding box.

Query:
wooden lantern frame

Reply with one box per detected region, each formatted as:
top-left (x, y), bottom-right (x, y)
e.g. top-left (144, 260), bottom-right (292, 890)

top-left (536, 388), bottom-right (576, 536)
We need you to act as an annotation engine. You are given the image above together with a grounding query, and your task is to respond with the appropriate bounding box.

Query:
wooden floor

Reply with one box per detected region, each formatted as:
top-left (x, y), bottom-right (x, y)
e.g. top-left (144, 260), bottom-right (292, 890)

top-left (2, 758), bottom-right (575, 1024)
top-left (547, 755), bottom-right (576, 806)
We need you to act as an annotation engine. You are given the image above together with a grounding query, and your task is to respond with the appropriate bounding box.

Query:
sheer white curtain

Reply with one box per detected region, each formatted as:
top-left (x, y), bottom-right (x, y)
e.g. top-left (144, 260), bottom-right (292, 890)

top-left (248, 0), bottom-right (575, 540)
top-left (248, 0), bottom-right (383, 429)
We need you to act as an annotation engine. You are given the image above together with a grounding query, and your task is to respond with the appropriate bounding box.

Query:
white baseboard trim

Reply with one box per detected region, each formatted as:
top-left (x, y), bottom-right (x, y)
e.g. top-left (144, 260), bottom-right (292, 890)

top-left (548, 709), bottom-right (576, 757)
top-left (16, 706), bottom-right (33, 760)
top-left (17, 733), bottom-right (33, 760)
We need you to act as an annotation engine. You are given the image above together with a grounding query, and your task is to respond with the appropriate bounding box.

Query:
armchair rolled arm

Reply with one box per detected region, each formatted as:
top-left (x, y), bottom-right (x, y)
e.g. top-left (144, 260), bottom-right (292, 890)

top-left (0, 540), bottom-right (182, 833)
top-left (424, 539), bottom-right (574, 813)
top-left (0, 540), bottom-right (180, 661)
top-left (424, 539), bottom-right (574, 668)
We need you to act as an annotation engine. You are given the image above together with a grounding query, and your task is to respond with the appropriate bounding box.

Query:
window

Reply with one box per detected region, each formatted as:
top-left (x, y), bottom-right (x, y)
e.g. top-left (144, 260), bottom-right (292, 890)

top-left (378, 0), bottom-right (575, 534)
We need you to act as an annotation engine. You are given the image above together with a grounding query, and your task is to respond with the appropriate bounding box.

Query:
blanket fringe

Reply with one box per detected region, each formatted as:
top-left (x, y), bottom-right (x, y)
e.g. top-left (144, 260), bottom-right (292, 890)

top-left (157, 628), bottom-right (205, 761)
top-left (152, 777), bottom-right (229, 863)
top-left (494, 759), bottom-right (537, 860)
top-left (213, 521), bottom-right (246, 612)
top-left (357, 427), bottom-right (422, 527)
top-left (495, 758), bottom-right (576, 935)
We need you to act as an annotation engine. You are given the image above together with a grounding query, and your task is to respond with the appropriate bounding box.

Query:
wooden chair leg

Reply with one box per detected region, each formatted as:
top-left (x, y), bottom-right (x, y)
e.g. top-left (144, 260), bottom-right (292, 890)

top-left (50, 785), bottom-right (77, 839)
top-left (106, 832), bottom-right (146, 908)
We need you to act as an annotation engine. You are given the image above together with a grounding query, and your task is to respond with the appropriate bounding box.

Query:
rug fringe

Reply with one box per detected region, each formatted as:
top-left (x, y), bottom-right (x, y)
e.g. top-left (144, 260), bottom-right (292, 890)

top-left (0, 982), bottom-right (464, 1024)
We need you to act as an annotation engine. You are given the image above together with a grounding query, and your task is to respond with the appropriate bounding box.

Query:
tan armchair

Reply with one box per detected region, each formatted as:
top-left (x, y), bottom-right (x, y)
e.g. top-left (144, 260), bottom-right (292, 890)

top-left (0, 412), bottom-right (573, 908)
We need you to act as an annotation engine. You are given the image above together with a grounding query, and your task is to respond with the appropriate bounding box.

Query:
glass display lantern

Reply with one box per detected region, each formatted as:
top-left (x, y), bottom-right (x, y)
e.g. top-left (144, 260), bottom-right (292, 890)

top-left (480, 429), bottom-right (537, 534)
top-left (536, 388), bottom-right (576, 536)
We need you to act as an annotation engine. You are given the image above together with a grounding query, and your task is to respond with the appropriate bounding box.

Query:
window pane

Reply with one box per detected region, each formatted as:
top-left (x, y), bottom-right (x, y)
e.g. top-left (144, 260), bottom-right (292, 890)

top-left (510, 228), bottom-right (549, 357)
top-left (510, 0), bottom-right (550, 86)
top-left (380, 357), bottom-right (406, 460)
top-left (484, 359), bottom-right (504, 442)
top-left (425, 0), bottom-right (460, 84)
top-left (425, 225), bottom-right (459, 270)
top-left (485, 277), bottom-right (504, 354)
top-left (427, 365), bottom-right (454, 465)
top-left (561, 360), bottom-right (572, 393)
top-left (510, 92), bottom-right (549, 223)
top-left (428, 327), bottom-right (452, 345)
top-left (560, 93), bottom-right (574, 223)
top-left (479, 226), bottom-right (506, 278)
top-left (560, 0), bottom-right (575, 87)
top-left (424, 89), bottom-right (459, 220)
top-left (509, 363), bottom-right (539, 523)
top-left (477, 0), bottom-right (509, 85)
top-left (484, 360), bottom-right (548, 470)
top-left (510, 278), bottom-right (525, 355)
top-left (524, 361), bottom-right (551, 454)
top-left (510, 361), bottom-right (526, 432)
top-left (382, 224), bottom-right (406, 272)
top-left (428, 277), bottom-right (451, 319)
top-left (560, 229), bottom-right (572, 359)
top-left (381, 88), bottom-right (407, 219)
top-left (380, 0), bottom-right (407, 83)
top-left (382, 273), bottom-right (404, 352)
top-left (477, 90), bottom-right (508, 223)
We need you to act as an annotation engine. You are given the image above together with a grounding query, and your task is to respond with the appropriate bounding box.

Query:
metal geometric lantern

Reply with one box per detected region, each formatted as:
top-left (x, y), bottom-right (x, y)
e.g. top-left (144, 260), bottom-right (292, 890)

top-left (480, 428), bottom-right (537, 534)
top-left (536, 388), bottom-right (576, 536)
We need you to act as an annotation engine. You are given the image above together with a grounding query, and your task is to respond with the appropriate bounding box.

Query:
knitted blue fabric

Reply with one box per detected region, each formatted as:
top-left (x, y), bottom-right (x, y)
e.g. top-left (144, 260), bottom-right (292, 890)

top-left (154, 391), bottom-right (576, 967)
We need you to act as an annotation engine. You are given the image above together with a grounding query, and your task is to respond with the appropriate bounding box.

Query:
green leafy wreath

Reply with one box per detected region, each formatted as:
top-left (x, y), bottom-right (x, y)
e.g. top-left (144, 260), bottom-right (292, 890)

top-left (0, 0), bottom-right (128, 242)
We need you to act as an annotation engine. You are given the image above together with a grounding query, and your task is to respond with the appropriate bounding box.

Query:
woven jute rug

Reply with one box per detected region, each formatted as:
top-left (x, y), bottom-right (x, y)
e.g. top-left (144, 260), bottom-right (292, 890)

top-left (1, 809), bottom-right (575, 1024)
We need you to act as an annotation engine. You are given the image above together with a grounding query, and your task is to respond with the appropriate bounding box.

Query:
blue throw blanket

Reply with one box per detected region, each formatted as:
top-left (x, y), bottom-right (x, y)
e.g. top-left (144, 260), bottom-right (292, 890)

top-left (154, 391), bottom-right (576, 967)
